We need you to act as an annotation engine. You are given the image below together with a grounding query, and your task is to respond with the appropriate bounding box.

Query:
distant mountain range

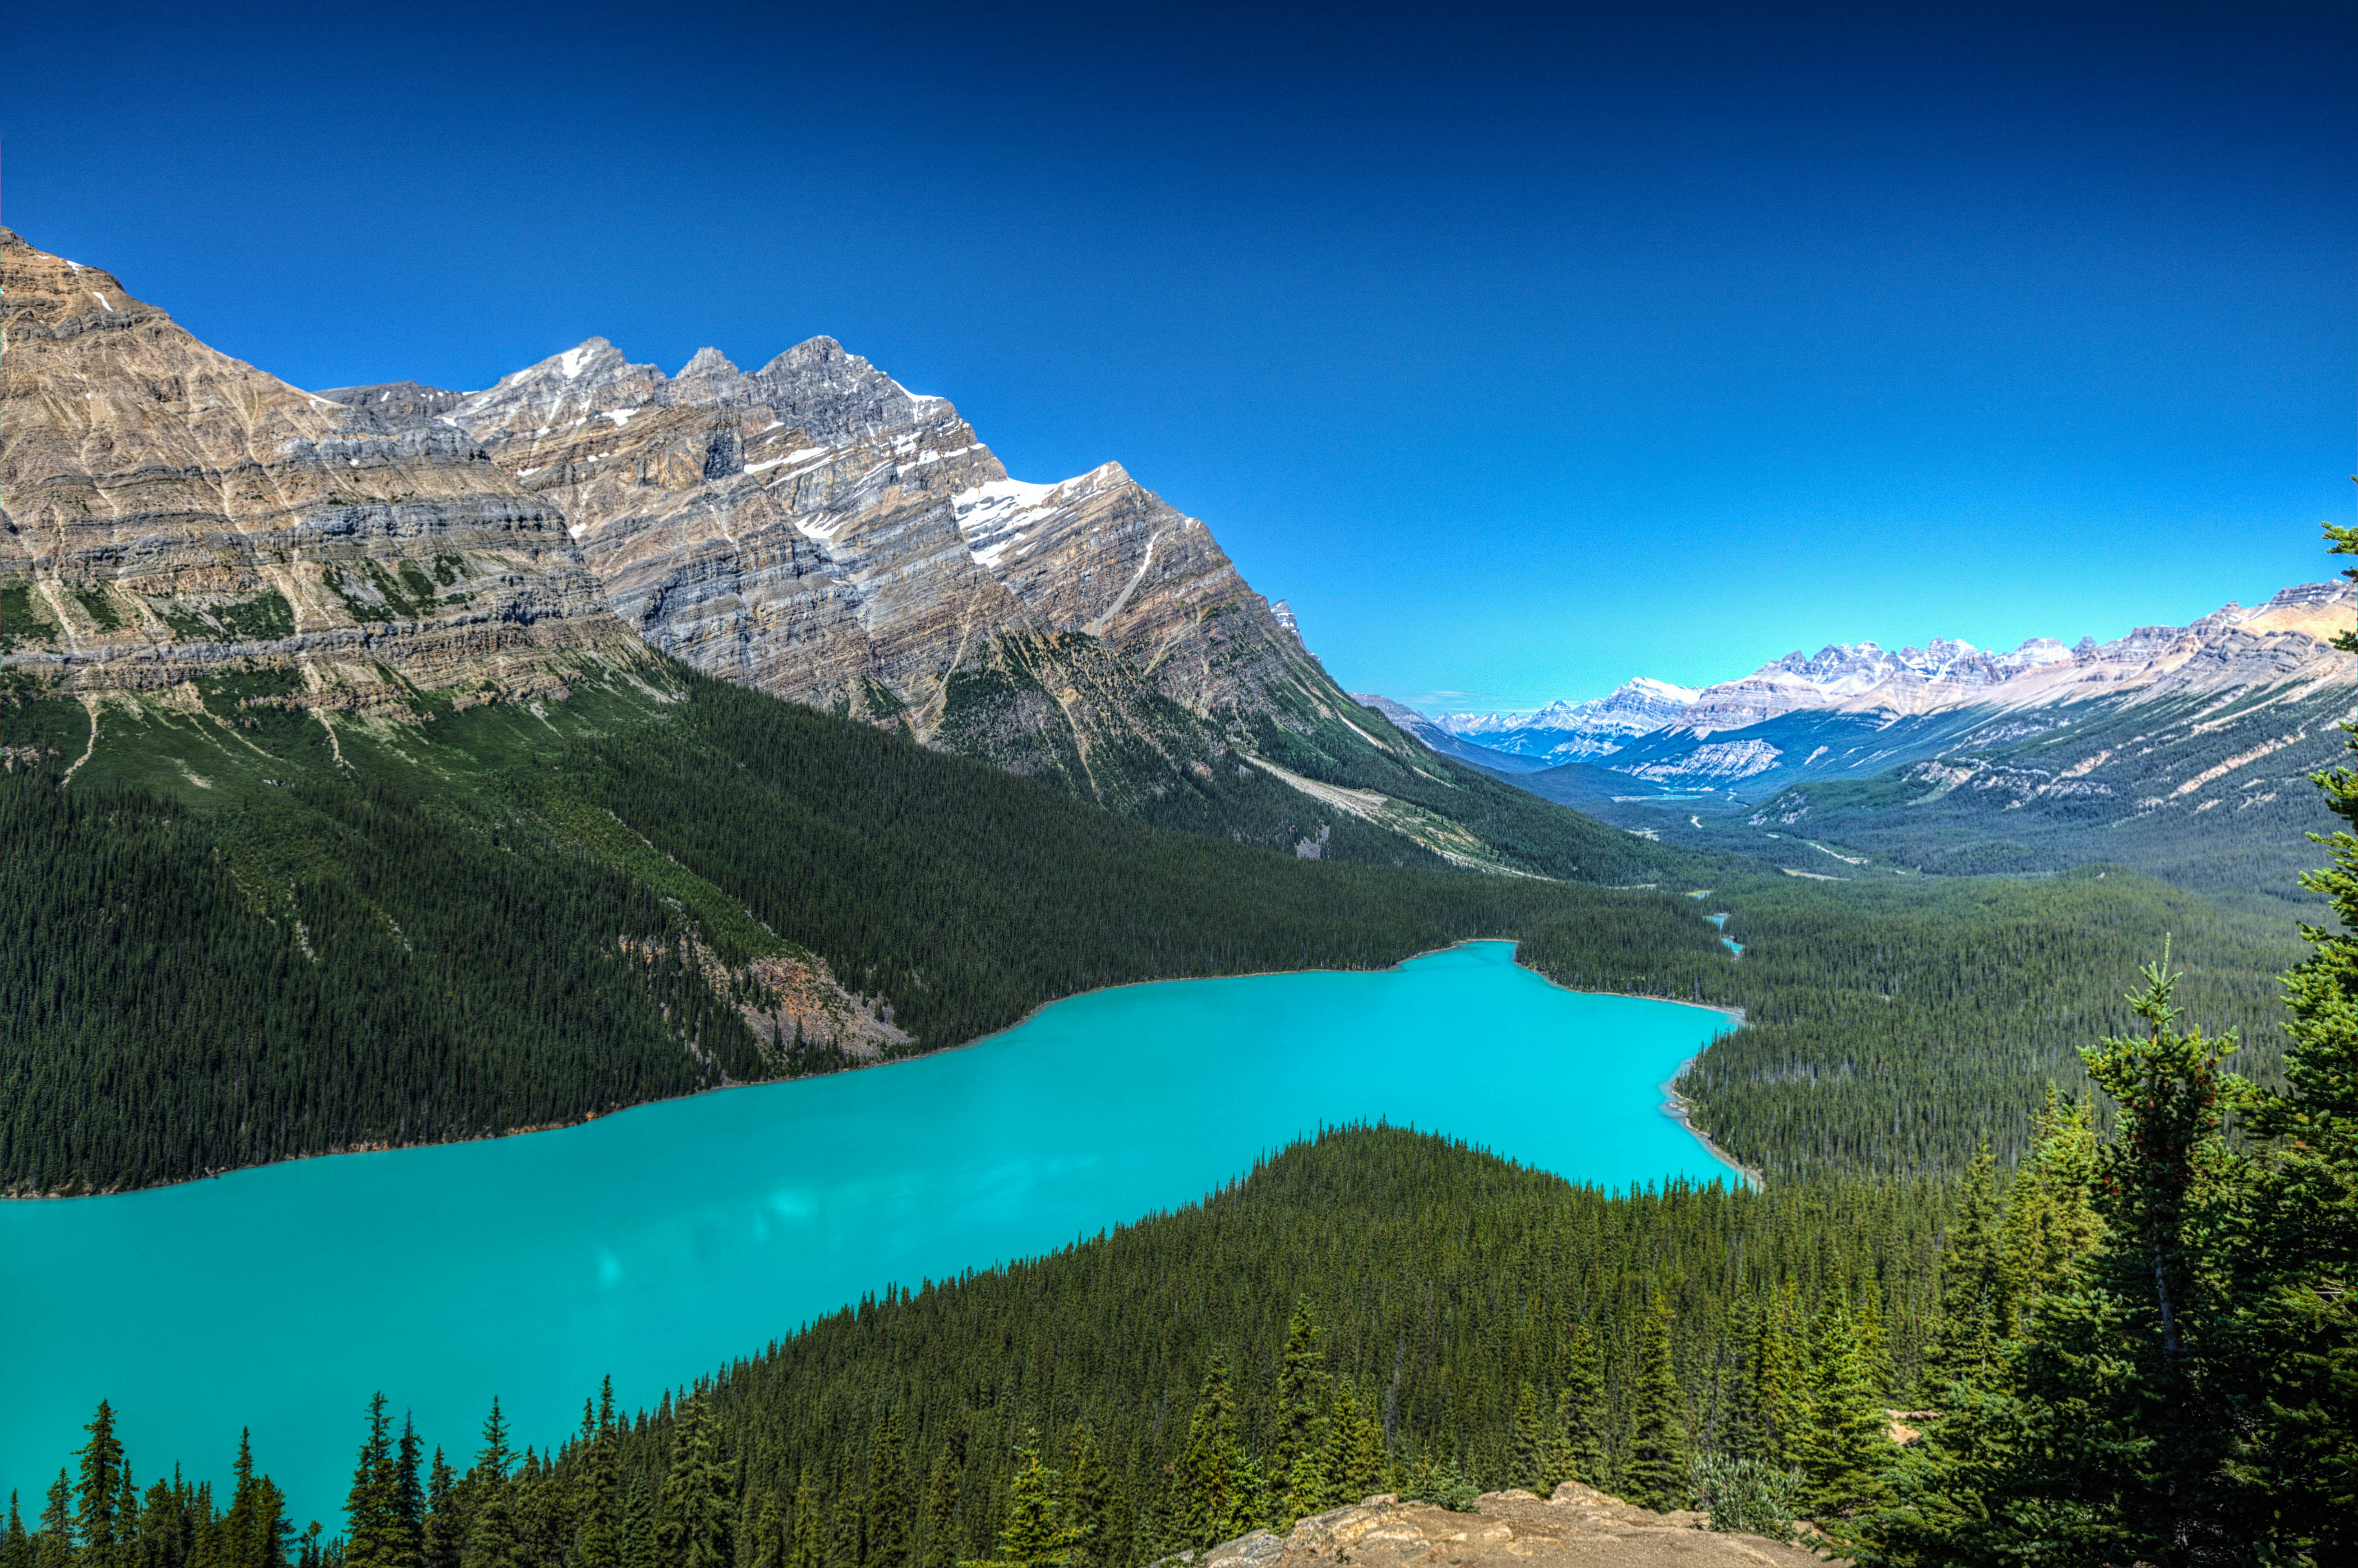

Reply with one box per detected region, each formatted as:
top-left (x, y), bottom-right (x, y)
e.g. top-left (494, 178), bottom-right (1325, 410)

top-left (1384, 583), bottom-right (2358, 903)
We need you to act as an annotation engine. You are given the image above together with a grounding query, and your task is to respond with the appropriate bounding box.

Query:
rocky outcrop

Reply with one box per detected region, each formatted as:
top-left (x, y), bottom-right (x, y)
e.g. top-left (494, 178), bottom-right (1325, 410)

top-left (316, 380), bottom-right (463, 418)
top-left (1185, 1486), bottom-right (1826, 1568)
top-left (0, 229), bottom-right (635, 707)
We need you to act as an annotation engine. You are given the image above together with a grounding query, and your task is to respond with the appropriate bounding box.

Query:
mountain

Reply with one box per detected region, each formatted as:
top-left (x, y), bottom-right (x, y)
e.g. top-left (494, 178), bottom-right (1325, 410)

top-left (0, 228), bottom-right (1715, 1192)
top-left (320, 334), bottom-right (1632, 874)
top-left (1423, 582), bottom-right (2357, 903)
top-left (1349, 693), bottom-right (1551, 774)
top-left (0, 229), bottom-right (631, 705)
top-left (1436, 678), bottom-right (1698, 762)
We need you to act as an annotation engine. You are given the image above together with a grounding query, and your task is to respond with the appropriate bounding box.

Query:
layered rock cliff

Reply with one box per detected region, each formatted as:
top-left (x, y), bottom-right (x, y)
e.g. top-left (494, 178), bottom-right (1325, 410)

top-left (0, 229), bottom-right (633, 707)
top-left (418, 333), bottom-right (1401, 813)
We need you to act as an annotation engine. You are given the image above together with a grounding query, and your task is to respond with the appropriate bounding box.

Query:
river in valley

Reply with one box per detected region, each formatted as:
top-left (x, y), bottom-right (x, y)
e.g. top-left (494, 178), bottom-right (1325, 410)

top-left (0, 941), bottom-right (1738, 1518)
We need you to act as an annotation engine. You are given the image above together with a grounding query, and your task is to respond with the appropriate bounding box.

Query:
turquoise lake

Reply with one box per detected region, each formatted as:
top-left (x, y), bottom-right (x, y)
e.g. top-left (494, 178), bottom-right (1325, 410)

top-left (0, 941), bottom-right (1737, 1520)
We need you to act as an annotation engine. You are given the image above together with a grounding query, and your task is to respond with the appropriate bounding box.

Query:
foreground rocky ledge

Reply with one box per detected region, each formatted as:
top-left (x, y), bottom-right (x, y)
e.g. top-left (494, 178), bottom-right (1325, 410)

top-left (1182, 1483), bottom-right (1831, 1568)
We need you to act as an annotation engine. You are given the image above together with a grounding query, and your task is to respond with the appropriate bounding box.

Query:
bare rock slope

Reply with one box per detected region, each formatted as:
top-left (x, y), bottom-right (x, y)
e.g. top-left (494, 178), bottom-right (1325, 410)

top-left (427, 334), bottom-right (1429, 817)
top-left (0, 229), bottom-right (634, 707)
top-left (1190, 1487), bottom-right (1826, 1568)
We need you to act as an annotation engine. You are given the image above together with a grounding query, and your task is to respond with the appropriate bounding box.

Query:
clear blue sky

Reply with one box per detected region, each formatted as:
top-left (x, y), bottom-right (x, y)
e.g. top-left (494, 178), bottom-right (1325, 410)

top-left (6, 1), bottom-right (2353, 712)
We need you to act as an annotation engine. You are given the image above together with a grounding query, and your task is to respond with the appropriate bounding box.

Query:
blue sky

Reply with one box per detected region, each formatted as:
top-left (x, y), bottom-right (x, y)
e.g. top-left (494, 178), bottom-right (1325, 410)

top-left (5, 1), bottom-right (2353, 712)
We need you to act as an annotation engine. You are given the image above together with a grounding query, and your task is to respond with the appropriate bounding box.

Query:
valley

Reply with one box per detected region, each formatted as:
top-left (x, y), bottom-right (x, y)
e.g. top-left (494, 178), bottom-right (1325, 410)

top-left (1, 219), bottom-right (2348, 1565)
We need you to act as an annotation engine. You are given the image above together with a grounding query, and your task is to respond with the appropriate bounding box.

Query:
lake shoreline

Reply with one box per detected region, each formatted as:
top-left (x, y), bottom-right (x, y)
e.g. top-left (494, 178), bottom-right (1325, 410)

top-left (7, 938), bottom-right (1751, 1201)
top-left (1660, 1064), bottom-right (1765, 1187)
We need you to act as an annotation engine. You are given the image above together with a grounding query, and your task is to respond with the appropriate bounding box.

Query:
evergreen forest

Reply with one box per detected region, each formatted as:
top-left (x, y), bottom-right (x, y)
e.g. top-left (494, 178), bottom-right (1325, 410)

top-left (8, 543), bottom-right (2358, 1564)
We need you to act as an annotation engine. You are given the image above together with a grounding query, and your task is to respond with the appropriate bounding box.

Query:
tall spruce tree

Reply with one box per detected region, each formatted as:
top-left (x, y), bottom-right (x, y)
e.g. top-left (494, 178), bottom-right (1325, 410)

top-left (619, 1474), bottom-right (655, 1568)
top-left (826, 1445), bottom-right (864, 1568)
top-left (866, 1410), bottom-right (909, 1568)
top-left (1558, 1323), bottom-right (1609, 1488)
top-left (574, 1401), bottom-right (621, 1568)
top-left (462, 1404), bottom-right (519, 1568)
top-left (2228, 525), bottom-right (2358, 1558)
top-left (35, 1470), bottom-right (72, 1568)
top-left (344, 1395), bottom-right (398, 1568)
top-left (1508, 1387), bottom-right (1549, 1495)
top-left (1622, 1297), bottom-right (1691, 1512)
top-left (76, 1402), bottom-right (126, 1568)
top-left (749, 1492), bottom-right (785, 1568)
top-left (993, 1433), bottom-right (1075, 1568)
top-left (1175, 1358), bottom-right (1251, 1548)
top-left (393, 1418), bottom-right (425, 1568)
top-left (1920, 1145), bottom-right (2002, 1398)
top-left (1793, 1302), bottom-right (1886, 1518)
top-left (1061, 1428), bottom-right (1106, 1568)
top-left (916, 1454), bottom-right (956, 1568)
top-left (420, 1450), bottom-right (461, 1568)
top-left (1319, 1385), bottom-right (1384, 1507)
top-left (1272, 1300), bottom-right (1329, 1523)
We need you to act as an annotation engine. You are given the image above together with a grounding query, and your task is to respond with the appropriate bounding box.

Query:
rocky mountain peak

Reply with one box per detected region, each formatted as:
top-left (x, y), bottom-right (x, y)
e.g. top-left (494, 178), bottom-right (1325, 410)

top-left (0, 228), bottom-right (627, 706)
top-left (676, 346), bottom-right (740, 380)
top-left (740, 335), bottom-right (941, 441)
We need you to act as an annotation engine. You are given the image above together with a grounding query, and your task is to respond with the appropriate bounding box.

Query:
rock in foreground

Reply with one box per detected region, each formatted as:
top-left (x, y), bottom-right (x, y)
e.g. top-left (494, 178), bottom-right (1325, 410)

top-left (1190, 1485), bottom-right (1830, 1568)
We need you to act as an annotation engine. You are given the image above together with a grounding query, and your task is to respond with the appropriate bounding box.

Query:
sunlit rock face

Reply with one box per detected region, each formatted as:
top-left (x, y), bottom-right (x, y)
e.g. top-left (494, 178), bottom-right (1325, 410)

top-left (437, 333), bottom-right (1361, 801)
top-left (0, 228), bottom-right (633, 708)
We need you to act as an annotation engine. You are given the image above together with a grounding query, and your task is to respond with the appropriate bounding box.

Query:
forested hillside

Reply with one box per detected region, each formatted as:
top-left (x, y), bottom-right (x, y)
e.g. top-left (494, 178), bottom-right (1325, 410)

top-left (1546, 868), bottom-right (2304, 1178)
top-left (1, 645), bottom-right (2304, 1192)
top-left (0, 657), bottom-right (1692, 1195)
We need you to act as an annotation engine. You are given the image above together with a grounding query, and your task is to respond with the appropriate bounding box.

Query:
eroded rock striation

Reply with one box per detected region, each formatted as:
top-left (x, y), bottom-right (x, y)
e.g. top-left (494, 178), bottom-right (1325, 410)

top-left (420, 333), bottom-right (1387, 808)
top-left (0, 229), bottom-right (634, 708)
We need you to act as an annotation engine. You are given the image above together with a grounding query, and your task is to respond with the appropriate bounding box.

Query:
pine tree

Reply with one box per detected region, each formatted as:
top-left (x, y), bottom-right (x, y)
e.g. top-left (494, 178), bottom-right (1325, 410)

top-left (472, 1405), bottom-right (510, 1489)
top-left (749, 1492), bottom-right (785, 1568)
top-left (1175, 1358), bottom-right (1250, 1547)
top-left (574, 1403), bottom-right (621, 1568)
top-left (1717, 1302), bottom-right (1763, 1464)
top-left (393, 1418), bottom-right (425, 1568)
top-left (35, 1470), bottom-right (72, 1568)
top-left (2241, 540), bottom-right (2358, 1556)
top-left (1507, 1387), bottom-right (1548, 1495)
top-left (1272, 1300), bottom-right (1329, 1523)
top-left (77, 1402), bottom-right (127, 1568)
top-left (1061, 1429), bottom-right (1106, 1568)
top-left (1622, 1297), bottom-right (1690, 1512)
top-left (460, 1484), bottom-right (517, 1568)
top-left (826, 1445), bottom-right (864, 1568)
top-left (994, 1433), bottom-right (1075, 1568)
top-left (3, 1491), bottom-right (29, 1568)
top-left (1558, 1324), bottom-right (1608, 1488)
top-left (656, 1395), bottom-right (734, 1568)
top-left (420, 1450), bottom-right (461, 1568)
top-left (1921, 1145), bottom-right (2002, 1396)
top-left (1793, 1301), bottom-right (1886, 1518)
top-left (867, 1410), bottom-right (909, 1568)
top-left (1319, 1384), bottom-right (1384, 1507)
top-left (1754, 1286), bottom-right (1807, 1468)
top-left (794, 1471), bottom-right (829, 1568)
top-left (619, 1475), bottom-right (655, 1568)
top-left (345, 1395), bottom-right (398, 1568)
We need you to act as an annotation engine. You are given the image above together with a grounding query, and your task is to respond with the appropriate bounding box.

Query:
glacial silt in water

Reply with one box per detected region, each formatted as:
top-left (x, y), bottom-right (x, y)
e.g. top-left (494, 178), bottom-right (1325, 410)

top-left (0, 942), bottom-right (1735, 1516)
